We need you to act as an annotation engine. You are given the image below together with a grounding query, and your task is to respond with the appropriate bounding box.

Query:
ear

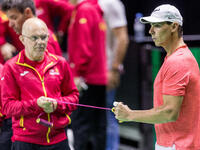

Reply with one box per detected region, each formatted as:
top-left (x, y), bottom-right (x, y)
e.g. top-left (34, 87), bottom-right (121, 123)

top-left (19, 35), bottom-right (25, 45)
top-left (171, 23), bottom-right (179, 33)
top-left (24, 7), bottom-right (34, 18)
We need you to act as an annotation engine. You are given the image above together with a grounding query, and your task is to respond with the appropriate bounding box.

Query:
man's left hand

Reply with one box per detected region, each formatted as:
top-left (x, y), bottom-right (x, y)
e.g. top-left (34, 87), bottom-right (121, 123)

top-left (107, 70), bottom-right (120, 90)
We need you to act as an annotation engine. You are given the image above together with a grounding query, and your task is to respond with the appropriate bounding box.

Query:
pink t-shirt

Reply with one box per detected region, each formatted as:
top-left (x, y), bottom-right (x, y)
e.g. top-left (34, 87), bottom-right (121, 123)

top-left (154, 45), bottom-right (200, 150)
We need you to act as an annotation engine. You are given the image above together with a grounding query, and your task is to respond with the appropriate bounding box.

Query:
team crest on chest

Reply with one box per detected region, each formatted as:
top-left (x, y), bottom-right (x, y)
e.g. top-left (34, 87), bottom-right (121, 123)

top-left (49, 68), bottom-right (60, 75)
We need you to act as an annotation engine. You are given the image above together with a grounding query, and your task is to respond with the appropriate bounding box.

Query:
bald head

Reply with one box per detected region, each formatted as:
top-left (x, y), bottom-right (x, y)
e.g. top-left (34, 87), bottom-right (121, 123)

top-left (22, 17), bottom-right (48, 36)
top-left (20, 17), bottom-right (49, 62)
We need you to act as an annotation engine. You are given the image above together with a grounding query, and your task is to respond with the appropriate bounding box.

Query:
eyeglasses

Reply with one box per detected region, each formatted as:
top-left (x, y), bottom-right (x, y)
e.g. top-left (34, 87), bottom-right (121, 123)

top-left (22, 34), bottom-right (49, 42)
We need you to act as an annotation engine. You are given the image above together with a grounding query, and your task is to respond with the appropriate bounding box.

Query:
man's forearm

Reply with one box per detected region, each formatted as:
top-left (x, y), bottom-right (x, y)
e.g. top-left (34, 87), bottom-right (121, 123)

top-left (111, 26), bottom-right (129, 71)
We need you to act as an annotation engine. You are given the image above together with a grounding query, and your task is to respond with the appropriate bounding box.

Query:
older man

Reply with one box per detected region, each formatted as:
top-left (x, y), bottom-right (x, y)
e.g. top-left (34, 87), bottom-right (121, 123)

top-left (1, 18), bottom-right (79, 150)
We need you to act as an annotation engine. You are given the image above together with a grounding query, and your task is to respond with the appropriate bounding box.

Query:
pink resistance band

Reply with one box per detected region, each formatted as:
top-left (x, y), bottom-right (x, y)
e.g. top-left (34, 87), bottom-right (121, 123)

top-left (36, 101), bottom-right (115, 127)
top-left (55, 100), bottom-right (112, 111)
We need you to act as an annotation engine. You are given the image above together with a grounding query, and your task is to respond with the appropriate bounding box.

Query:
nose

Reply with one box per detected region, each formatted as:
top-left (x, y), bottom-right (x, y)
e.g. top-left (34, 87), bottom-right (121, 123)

top-left (9, 20), bottom-right (15, 28)
top-left (149, 26), bottom-right (154, 35)
top-left (36, 38), bottom-right (46, 47)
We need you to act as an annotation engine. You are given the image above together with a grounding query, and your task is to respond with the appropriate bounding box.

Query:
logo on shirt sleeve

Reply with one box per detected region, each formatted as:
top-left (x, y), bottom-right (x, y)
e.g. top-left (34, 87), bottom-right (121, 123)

top-left (79, 18), bottom-right (87, 24)
top-left (99, 22), bottom-right (106, 31)
top-left (52, 34), bottom-right (58, 41)
top-left (0, 11), bottom-right (8, 22)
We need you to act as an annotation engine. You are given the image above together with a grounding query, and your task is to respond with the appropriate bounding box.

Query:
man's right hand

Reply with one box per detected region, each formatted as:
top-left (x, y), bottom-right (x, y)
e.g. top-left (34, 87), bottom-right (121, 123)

top-left (74, 77), bottom-right (88, 92)
top-left (37, 96), bottom-right (57, 113)
top-left (113, 102), bottom-right (132, 122)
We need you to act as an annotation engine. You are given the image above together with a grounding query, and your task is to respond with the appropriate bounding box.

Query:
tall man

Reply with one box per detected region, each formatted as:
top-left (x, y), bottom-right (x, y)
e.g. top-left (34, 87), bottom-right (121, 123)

top-left (114, 4), bottom-right (200, 150)
top-left (68, 0), bottom-right (107, 149)
top-left (1, 18), bottom-right (79, 150)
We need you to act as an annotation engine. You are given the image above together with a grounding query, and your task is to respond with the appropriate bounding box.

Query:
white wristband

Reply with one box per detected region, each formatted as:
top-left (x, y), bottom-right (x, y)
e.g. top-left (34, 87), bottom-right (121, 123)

top-left (113, 101), bottom-right (119, 107)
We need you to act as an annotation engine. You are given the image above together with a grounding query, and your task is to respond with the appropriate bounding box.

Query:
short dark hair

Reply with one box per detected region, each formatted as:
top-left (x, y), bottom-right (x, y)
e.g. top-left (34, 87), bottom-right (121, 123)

top-left (2, 0), bottom-right (36, 15)
top-left (166, 21), bottom-right (183, 38)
